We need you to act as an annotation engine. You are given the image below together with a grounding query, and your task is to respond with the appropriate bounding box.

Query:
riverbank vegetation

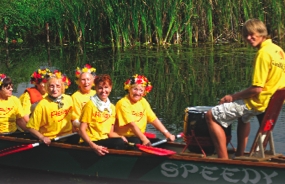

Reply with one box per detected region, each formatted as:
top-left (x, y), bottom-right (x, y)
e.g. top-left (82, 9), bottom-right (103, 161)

top-left (1, 0), bottom-right (285, 48)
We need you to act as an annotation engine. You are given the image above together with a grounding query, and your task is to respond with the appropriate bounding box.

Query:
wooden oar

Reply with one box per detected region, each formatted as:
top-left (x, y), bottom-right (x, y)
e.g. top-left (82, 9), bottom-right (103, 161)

top-left (0, 132), bottom-right (77, 157)
top-left (151, 132), bottom-right (184, 147)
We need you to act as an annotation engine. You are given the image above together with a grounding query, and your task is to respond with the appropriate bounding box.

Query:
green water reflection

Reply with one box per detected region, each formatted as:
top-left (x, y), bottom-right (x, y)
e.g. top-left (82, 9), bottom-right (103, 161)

top-left (1, 44), bottom-right (285, 154)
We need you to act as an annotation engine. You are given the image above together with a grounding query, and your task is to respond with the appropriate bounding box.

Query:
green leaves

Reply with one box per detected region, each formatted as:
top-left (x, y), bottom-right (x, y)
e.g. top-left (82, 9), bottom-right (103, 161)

top-left (1, 0), bottom-right (285, 47)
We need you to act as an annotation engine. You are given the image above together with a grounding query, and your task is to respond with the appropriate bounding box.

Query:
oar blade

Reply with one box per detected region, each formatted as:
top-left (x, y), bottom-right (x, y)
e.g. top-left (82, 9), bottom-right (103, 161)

top-left (0, 133), bottom-right (76, 157)
top-left (136, 144), bottom-right (176, 156)
top-left (0, 144), bottom-right (34, 157)
top-left (144, 132), bottom-right (156, 139)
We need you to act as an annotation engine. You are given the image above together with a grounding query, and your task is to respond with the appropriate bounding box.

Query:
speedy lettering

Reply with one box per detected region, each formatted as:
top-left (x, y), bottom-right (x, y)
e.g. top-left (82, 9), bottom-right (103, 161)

top-left (161, 162), bottom-right (278, 184)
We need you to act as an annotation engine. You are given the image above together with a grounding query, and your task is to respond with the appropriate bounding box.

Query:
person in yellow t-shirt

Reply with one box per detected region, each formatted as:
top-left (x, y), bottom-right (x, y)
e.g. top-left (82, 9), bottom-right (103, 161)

top-left (19, 68), bottom-right (52, 122)
top-left (26, 70), bottom-right (74, 145)
top-left (71, 64), bottom-right (96, 128)
top-left (0, 74), bottom-right (27, 134)
top-left (205, 18), bottom-right (285, 159)
top-left (115, 74), bottom-right (176, 146)
top-left (79, 74), bottom-right (126, 156)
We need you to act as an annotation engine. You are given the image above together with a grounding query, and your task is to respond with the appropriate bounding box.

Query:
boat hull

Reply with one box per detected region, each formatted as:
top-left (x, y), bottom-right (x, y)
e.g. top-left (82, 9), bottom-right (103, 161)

top-left (0, 136), bottom-right (284, 184)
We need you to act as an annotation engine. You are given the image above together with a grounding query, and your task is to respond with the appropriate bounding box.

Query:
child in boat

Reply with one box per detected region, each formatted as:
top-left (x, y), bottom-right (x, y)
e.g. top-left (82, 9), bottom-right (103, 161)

top-left (0, 74), bottom-right (27, 134)
top-left (26, 70), bottom-right (74, 145)
top-left (19, 68), bottom-right (52, 122)
top-left (71, 64), bottom-right (96, 128)
top-left (79, 74), bottom-right (126, 156)
top-left (115, 74), bottom-right (175, 145)
top-left (205, 18), bottom-right (285, 159)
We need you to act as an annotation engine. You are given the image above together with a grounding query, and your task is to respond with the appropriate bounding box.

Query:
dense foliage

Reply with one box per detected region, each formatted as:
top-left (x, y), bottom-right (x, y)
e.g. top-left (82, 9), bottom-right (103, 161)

top-left (1, 0), bottom-right (285, 47)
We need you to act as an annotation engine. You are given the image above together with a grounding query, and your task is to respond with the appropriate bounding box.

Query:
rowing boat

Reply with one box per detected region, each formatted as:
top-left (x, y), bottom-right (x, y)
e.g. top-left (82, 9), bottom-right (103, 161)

top-left (1, 93), bottom-right (285, 184)
top-left (0, 133), bottom-right (284, 184)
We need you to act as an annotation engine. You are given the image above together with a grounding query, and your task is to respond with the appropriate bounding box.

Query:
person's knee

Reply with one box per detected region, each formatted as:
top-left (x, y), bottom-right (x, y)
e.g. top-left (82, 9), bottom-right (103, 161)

top-left (205, 110), bottom-right (213, 125)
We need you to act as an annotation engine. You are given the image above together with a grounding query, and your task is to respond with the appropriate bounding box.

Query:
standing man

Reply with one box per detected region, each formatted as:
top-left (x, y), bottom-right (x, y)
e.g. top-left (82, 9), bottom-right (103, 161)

top-left (206, 18), bottom-right (285, 159)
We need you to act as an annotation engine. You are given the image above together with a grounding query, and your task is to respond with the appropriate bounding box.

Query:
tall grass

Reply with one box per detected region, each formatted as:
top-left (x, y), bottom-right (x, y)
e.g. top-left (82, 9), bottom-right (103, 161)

top-left (1, 0), bottom-right (285, 47)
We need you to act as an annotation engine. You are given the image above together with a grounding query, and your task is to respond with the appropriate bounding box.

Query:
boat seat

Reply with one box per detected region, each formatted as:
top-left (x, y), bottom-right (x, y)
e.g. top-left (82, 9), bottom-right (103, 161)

top-left (239, 88), bottom-right (285, 161)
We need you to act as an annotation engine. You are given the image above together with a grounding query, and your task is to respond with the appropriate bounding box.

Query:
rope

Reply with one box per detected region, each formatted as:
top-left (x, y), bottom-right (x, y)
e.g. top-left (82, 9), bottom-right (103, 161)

top-left (182, 130), bottom-right (233, 157)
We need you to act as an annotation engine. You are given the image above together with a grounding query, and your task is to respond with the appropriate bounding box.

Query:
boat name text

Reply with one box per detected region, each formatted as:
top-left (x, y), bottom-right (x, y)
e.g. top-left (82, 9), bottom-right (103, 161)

top-left (161, 162), bottom-right (278, 184)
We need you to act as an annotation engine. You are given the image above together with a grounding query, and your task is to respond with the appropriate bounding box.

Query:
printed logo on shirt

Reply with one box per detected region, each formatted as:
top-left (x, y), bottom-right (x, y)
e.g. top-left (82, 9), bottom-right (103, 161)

top-left (93, 111), bottom-right (110, 118)
top-left (0, 107), bottom-right (14, 115)
top-left (272, 61), bottom-right (285, 72)
top-left (132, 111), bottom-right (143, 118)
top-left (279, 50), bottom-right (285, 60)
top-left (92, 111), bottom-right (111, 123)
top-left (51, 106), bottom-right (71, 117)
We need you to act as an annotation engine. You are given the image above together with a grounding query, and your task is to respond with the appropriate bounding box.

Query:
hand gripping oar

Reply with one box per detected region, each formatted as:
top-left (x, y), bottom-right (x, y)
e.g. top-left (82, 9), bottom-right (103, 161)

top-left (0, 132), bottom-right (77, 157)
top-left (151, 132), bottom-right (184, 147)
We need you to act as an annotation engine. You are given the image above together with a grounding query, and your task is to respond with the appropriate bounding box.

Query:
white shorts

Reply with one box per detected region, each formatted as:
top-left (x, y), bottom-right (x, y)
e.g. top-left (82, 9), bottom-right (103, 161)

top-left (211, 100), bottom-right (263, 128)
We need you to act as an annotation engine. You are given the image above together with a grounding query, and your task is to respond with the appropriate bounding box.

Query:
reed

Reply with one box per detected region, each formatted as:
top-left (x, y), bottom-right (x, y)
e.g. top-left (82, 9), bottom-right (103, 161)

top-left (1, 0), bottom-right (285, 47)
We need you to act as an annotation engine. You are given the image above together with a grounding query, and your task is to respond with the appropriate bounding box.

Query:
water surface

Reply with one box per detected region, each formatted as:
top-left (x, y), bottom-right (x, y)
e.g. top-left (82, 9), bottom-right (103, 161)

top-left (1, 44), bottom-right (285, 183)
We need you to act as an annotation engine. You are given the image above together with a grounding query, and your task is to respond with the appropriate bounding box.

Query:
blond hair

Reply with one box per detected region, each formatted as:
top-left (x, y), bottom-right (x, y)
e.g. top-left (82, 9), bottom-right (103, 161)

top-left (45, 77), bottom-right (66, 94)
top-left (242, 19), bottom-right (268, 39)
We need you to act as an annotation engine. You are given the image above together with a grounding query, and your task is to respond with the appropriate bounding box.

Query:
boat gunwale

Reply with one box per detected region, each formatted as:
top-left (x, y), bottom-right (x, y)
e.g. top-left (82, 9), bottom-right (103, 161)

top-left (1, 135), bottom-right (285, 169)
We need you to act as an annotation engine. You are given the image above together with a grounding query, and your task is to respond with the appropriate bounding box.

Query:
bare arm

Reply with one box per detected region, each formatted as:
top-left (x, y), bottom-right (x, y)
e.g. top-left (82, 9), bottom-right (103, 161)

top-left (108, 124), bottom-right (128, 142)
top-left (122, 122), bottom-right (150, 145)
top-left (27, 127), bottom-right (51, 145)
top-left (219, 86), bottom-right (263, 104)
top-left (23, 115), bottom-right (29, 124)
top-left (79, 122), bottom-right (108, 156)
top-left (16, 117), bottom-right (28, 132)
top-left (150, 118), bottom-right (176, 141)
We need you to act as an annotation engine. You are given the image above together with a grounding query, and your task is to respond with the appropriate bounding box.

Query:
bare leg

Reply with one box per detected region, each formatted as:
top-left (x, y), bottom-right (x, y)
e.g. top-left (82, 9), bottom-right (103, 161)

top-left (205, 110), bottom-right (228, 159)
top-left (235, 118), bottom-right (250, 156)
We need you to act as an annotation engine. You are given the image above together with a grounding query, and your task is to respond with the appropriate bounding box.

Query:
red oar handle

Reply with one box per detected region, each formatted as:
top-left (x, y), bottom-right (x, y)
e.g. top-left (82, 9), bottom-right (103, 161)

top-left (151, 132), bottom-right (184, 147)
top-left (0, 142), bottom-right (40, 157)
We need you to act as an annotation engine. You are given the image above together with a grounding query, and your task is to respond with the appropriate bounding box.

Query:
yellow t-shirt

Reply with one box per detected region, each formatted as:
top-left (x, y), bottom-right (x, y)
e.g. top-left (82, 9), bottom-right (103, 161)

top-left (19, 91), bottom-right (47, 116)
top-left (71, 90), bottom-right (96, 121)
top-left (115, 95), bottom-right (157, 136)
top-left (79, 100), bottom-right (116, 142)
top-left (0, 96), bottom-right (25, 133)
top-left (244, 39), bottom-right (285, 111)
top-left (26, 94), bottom-right (73, 139)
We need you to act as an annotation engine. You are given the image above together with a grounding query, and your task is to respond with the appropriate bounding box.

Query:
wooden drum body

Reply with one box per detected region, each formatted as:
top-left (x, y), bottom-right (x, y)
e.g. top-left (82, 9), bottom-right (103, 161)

top-left (183, 106), bottom-right (232, 155)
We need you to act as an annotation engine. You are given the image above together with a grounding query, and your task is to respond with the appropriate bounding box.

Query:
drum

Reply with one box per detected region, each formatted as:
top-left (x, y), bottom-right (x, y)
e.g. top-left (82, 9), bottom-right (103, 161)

top-left (183, 106), bottom-right (232, 154)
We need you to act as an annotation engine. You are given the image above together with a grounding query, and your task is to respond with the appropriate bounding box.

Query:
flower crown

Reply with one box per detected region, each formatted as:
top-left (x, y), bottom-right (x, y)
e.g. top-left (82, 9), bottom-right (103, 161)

top-left (0, 73), bottom-right (7, 86)
top-left (52, 70), bottom-right (71, 89)
top-left (30, 68), bottom-right (52, 85)
top-left (124, 74), bottom-right (153, 95)
top-left (75, 64), bottom-right (96, 78)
